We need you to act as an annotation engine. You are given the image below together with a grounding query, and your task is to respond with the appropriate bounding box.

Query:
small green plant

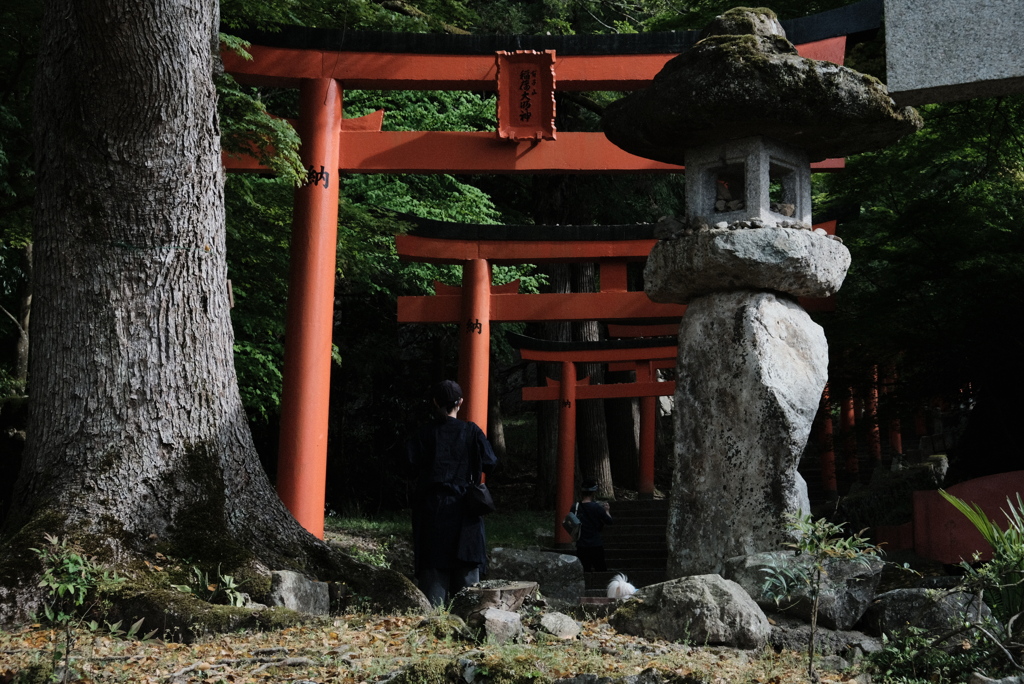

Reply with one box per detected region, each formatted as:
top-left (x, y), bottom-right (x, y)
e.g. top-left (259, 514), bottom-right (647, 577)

top-left (933, 489), bottom-right (1024, 676)
top-left (868, 626), bottom-right (987, 683)
top-left (348, 540), bottom-right (392, 569)
top-left (30, 534), bottom-right (126, 683)
top-left (170, 564), bottom-right (248, 607)
top-left (940, 490), bottom-right (1024, 627)
top-left (762, 513), bottom-right (881, 682)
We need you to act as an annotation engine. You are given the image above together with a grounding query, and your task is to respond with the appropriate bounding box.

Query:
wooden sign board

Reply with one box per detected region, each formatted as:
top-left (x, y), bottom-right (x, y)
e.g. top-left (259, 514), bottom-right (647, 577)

top-left (496, 50), bottom-right (556, 141)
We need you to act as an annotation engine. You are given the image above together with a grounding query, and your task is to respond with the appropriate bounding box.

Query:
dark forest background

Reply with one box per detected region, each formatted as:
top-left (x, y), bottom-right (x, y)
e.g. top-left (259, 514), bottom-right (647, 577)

top-left (2, 0), bottom-right (1022, 520)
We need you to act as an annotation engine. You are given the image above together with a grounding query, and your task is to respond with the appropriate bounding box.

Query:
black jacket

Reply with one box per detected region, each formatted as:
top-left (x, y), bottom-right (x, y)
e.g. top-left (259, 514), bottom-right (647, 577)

top-left (407, 416), bottom-right (497, 572)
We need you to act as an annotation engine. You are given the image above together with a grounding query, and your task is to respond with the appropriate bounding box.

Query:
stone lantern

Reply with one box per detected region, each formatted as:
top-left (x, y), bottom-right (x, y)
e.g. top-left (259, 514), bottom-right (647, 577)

top-left (602, 7), bottom-right (921, 577)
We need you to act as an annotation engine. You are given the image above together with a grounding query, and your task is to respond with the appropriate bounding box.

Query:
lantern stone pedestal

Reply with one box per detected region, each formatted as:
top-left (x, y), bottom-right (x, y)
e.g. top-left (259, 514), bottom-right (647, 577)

top-left (646, 229), bottom-right (849, 575)
top-left (602, 7), bottom-right (921, 576)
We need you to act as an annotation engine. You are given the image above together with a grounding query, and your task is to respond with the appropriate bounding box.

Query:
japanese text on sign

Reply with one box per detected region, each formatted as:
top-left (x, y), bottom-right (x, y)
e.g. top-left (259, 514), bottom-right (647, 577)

top-left (519, 69), bottom-right (538, 122)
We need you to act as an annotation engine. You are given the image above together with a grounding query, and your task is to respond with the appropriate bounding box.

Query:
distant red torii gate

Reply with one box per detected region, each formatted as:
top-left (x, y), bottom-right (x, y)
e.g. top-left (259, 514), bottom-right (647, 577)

top-left (219, 16), bottom-right (861, 536)
top-left (510, 333), bottom-right (676, 545)
top-left (395, 223), bottom-right (685, 431)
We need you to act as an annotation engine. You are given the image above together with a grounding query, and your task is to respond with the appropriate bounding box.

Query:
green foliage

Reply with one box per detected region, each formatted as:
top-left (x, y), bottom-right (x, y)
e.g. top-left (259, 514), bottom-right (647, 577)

top-left (224, 175), bottom-right (293, 422)
top-left (169, 564), bottom-right (249, 607)
top-left (940, 490), bottom-right (1024, 630)
top-left (819, 95), bottom-right (1024, 406)
top-left (217, 71), bottom-right (305, 185)
top-left (30, 534), bottom-right (128, 682)
top-left (32, 534), bottom-right (123, 625)
top-left (868, 627), bottom-right (988, 684)
top-left (763, 514), bottom-right (881, 681)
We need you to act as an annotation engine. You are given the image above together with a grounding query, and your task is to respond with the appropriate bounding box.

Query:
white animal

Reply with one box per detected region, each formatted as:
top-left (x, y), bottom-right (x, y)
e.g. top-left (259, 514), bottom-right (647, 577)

top-left (606, 573), bottom-right (637, 599)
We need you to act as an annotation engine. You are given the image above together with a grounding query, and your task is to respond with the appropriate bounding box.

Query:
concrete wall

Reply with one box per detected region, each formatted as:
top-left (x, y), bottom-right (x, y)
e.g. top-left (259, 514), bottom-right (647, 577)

top-left (885, 0), bottom-right (1024, 105)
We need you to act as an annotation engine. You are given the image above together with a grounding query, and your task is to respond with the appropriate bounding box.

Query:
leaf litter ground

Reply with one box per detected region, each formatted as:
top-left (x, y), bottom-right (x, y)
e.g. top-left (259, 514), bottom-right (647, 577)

top-left (0, 527), bottom-right (863, 683)
top-left (1, 613), bottom-right (862, 683)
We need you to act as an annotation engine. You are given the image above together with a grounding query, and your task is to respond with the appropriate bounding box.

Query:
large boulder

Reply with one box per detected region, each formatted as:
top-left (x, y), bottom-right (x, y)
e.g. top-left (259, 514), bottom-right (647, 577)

top-left (664, 291), bottom-right (825, 576)
top-left (862, 588), bottom-right (995, 644)
top-left (489, 547), bottom-right (584, 600)
top-left (609, 574), bottom-right (771, 649)
top-left (724, 551), bottom-right (885, 630)
top-left (768, 614), bottom-right (882, 662)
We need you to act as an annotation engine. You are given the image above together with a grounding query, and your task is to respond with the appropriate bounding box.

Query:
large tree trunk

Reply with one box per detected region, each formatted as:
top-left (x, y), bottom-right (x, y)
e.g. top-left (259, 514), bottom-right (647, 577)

top-left (0, 0), bottom-right (423, 625)
top-left (573, 264), bottom-right (613, 498)
top-left (532, 264), bottom-right (571, 509)
top-left (605, 370), bottom-right (640, 488)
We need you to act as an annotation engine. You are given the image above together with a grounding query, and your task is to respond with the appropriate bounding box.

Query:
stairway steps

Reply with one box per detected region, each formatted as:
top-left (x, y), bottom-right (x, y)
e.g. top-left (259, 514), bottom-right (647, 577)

top-left (569, 499), bottom-right (671, 598)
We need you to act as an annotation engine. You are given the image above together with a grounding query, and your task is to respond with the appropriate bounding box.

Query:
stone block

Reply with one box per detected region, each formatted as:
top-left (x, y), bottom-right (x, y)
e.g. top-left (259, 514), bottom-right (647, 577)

top-left (644, 225), bottom-right (850, 304)
top-left (267, 570), bottom-right (330, 615)
top-left (885, 0), bottom-right (1024, 105)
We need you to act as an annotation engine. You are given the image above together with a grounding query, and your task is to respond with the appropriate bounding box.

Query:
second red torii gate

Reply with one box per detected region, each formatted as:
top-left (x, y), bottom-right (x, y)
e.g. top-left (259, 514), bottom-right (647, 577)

top-left (396, 222), bottom-right (685, 427)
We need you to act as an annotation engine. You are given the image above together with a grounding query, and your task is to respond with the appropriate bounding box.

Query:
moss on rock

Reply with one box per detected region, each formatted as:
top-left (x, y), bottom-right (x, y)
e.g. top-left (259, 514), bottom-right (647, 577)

top-left (603, 7), bottom-right (922, 163)
top-left (102, 587), bottom-right (306, 642)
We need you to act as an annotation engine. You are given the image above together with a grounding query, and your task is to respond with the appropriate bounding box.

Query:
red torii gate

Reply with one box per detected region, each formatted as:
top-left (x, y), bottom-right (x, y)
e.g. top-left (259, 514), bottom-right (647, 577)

top-left (395, 222), bottom-right (686, 436)
top-left (221, 17), bottom-right (860, 537)
top-left (512, 334), bottom-right (676, 545)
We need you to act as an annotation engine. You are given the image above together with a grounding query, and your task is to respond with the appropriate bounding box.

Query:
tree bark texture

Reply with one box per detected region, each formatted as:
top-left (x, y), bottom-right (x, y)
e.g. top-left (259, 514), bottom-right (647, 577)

top-left (531, 264), bottom-right (571, 509)
top-left (1, 0), bottom-right (423, 624)
top-left (572, 264), bottom-right (612, 498)
top-left (604, 370), bottom-right (640, 488)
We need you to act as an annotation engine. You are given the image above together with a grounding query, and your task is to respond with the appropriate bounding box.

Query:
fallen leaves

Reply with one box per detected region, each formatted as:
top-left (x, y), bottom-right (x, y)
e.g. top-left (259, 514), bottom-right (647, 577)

top-left (0, 613), bottom-right (836, 684)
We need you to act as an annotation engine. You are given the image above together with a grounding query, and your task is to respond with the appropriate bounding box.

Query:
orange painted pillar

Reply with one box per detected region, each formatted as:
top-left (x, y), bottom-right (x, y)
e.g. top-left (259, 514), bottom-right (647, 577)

top-left (867, 365), bottom-right (882, 463)
top-left (818, 384), bottom-right (837, 497)
top-left (276, 78), bottom-right (342, 539)
top-left (637, 362), bottom-right (656, 499)
top-left (554, 361), bottom-right (577, 546)
top-left (457, 259), bottom-right (491, 432)
top-left (841, 385), bottom-right (859, 478)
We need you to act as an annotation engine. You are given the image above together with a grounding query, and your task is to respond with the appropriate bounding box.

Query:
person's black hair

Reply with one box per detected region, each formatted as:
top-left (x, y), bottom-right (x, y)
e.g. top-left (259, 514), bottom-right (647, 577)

top-left (431, 380), bottom-right (463, 413)
top-left (581, 480), bottom-right (599, 493)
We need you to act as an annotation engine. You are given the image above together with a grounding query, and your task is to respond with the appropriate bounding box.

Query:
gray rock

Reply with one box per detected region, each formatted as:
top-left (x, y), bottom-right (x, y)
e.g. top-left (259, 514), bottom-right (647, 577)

top-left (609, 574), bottom-right (771, 649)
top-left (539, 611), bottom-right (581, 639)
top-left (489, 547), bottom-right (584, 600)
top-left (602, 8), bottom-right (921, 164)
top-left (267, 570), bottom-right (329, 615)
top-left (969, 673), bottom-right (1024, 684)
top-left (644, 226), bottom-right (851, 304)
top-left (768, 613), bottom-right (882, 660)
top-left (724, 551), bottom-right (884, 630)
top-left (862, 588), bottom-right (995, 645)
top-left (664, 292), bottom-right (825, 576)
top-left (480, 607), bottom-right (522, 644)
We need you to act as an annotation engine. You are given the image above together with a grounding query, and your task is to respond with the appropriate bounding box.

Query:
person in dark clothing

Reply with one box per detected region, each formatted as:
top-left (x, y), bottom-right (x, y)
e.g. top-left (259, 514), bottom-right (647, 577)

top-left (407, 380), bottom-right (498, 606)
top-left (574, 481), bottom-right (613, 572)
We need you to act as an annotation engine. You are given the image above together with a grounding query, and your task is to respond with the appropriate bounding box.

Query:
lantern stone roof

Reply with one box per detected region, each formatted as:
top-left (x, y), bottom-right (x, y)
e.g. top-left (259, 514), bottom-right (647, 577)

top-left (602, 7), bottom-right (923, 163)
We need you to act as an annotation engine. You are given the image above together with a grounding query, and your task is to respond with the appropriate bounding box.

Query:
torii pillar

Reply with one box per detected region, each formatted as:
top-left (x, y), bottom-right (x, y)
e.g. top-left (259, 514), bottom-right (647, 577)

top-left (555, 361), bottom-right (578, 547)
top-left (457, 259), bottom-right (491, 431)
top-left (276, 78), bottom-right (342, 539)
